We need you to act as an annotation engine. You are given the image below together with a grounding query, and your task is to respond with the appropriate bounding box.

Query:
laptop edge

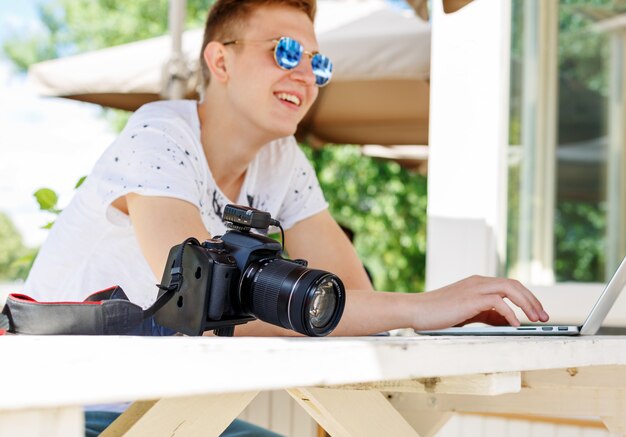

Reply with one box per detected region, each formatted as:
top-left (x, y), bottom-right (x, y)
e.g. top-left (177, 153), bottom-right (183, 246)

top-left (417, 255), bottom-right (626, 337)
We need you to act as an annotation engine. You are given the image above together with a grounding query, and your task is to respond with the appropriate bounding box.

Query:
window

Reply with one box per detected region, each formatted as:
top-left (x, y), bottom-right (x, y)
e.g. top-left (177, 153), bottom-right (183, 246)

top-left (506, 0), bottom-right (619, 285)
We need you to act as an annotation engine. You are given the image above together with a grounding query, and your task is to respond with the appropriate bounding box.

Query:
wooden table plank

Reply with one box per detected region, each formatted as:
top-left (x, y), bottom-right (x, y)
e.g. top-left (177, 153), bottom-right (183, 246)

top-left (2, 336), bottom-right (626, 411)
top-left (0, 407), bottom-right (83, 437)
top-left (288, 387), bottom-right (419, 437)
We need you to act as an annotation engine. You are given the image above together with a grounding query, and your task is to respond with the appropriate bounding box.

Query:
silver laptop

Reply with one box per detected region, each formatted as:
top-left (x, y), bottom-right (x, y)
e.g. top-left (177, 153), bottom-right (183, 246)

top-left (417, 255), bottom-right (626, 336)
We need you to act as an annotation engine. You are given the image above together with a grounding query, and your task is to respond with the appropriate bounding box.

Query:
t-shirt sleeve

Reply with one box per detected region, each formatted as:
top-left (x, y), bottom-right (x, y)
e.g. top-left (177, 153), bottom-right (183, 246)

top-left (276, 143), bottom-right (328, 230)
top-left (93, 107), bottom-right (203, 221)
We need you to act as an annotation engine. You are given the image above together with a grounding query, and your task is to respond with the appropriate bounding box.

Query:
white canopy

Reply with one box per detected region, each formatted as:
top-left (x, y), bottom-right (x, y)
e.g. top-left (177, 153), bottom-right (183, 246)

top-left (29, 0), bottom-right (431, 145)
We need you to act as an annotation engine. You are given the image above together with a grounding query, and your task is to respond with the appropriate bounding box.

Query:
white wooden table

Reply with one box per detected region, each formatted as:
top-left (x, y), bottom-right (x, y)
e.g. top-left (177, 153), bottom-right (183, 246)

top-left (2, 335), bottom-right (626, 437)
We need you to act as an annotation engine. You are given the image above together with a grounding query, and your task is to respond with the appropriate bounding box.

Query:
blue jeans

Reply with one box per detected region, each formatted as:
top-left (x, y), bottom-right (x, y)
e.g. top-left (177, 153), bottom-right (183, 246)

top-left (85, 411), bottom-right (283, 437)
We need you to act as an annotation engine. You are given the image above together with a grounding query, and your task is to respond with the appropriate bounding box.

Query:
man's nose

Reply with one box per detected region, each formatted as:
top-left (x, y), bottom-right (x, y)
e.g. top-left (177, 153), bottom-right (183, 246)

top-left (289, 57), bottom-right (316, 86)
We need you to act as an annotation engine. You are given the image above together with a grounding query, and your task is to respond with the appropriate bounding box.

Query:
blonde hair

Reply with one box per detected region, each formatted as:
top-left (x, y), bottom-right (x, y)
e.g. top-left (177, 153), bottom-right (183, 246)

top-left (199, 0), bottom-right (316, 89)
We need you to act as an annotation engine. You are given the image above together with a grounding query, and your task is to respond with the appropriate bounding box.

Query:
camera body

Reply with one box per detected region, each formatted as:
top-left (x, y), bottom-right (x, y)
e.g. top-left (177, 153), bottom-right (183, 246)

top-left (155, 205), bottom-right (345, 337)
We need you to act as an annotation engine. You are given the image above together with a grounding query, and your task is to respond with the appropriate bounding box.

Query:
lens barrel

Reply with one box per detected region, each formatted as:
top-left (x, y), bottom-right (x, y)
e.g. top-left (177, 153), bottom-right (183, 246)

top-left (240, 258), bottom-right (345, 336)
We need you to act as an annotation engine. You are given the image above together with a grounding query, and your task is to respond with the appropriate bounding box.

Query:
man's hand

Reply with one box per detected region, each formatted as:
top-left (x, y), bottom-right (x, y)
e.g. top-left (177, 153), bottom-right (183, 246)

top-left (412, 275), bottom-right (549, 331)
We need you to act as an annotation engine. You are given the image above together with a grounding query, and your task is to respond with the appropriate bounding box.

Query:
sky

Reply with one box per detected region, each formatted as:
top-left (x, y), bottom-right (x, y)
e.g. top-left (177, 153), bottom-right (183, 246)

top-left (0, 0), bottom-right (116, 247)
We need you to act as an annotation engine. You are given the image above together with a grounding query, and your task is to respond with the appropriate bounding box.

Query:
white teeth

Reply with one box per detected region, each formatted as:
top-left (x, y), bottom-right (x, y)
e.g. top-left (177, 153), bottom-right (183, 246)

top-left (276, 92), bottom-right (301, 107)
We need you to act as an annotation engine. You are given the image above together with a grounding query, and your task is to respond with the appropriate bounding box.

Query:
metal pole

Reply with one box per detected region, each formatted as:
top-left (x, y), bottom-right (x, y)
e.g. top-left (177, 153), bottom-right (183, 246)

top-left (163, 0), bottom-right (189, 100)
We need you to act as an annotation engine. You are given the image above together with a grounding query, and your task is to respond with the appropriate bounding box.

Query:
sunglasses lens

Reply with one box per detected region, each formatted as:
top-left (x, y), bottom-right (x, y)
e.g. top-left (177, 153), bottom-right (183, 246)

top-left (275, 37), bottom-right (303, 70)
top-left (312, 54), bottom-right (333, 87)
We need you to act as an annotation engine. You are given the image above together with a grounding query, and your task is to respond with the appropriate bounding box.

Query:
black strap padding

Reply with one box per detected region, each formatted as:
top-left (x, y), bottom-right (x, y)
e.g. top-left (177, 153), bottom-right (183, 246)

top-left (0, 238), bottom-right (202, 335)
top-left (2, 286), bottom-right (146, 335)
top-left (0, 312), bottom-right (9, 331)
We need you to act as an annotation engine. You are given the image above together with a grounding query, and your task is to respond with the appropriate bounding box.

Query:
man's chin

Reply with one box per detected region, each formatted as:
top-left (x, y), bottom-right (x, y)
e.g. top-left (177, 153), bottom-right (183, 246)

top-left (271, 123), bottom-right (298, 139)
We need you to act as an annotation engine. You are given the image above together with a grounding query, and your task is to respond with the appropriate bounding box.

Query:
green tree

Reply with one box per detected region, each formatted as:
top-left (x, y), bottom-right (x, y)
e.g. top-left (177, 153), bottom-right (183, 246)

top-left (4, 0), bottom-right (214, 72)
top-left (0, 212), bottom-right (34, 281)
top-left (304, 145), bottom-right (427, 292)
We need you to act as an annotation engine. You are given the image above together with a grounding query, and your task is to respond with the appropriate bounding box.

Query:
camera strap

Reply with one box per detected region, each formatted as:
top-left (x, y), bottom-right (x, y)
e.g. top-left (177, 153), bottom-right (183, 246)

top-left (0, 286), bottom-right (146, 335)
top-left (0, 239), bottom-right (201, 336)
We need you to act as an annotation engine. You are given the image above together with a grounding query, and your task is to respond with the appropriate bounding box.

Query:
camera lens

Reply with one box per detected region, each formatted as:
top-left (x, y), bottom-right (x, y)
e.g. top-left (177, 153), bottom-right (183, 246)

top-left (309, 278), bottom-right (338, 328)
top-left (240, 259), bottom-right (345, 336)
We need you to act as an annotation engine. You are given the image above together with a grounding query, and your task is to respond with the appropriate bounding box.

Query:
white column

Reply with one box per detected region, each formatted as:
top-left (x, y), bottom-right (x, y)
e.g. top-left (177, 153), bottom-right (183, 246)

top-left (606, 32), bottom-right (626, 278)
top-left (426, 0), bottom-right (512, 290)
top-left (515, 0), bottom-right (558, 285)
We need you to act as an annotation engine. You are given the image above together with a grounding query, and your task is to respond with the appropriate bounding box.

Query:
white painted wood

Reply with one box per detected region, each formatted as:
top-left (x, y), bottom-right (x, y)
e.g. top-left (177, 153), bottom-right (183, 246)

top-left (245, 390), bottom-right (271, 429)
top-left (426, 0), bottom-right (512, 288)
top-left (507, 418), bottom-right (532, 437)
top-left (122, 392), bottom-right (258, 437)
top-left (290, 392), bottom-right (318, 437)
top-left (481, 415), bottom-right (508, 436)
top-left (392, 387), bottom-right (626, 418)
top-left (239, 390), bottom-right (317, 436)
top-left (269, 390), bottom-right (293, 436)
top-left (604, 30), bottom-right (626, 279)
top-left (601, 416), bottom-right (626, 436)
top-left (0, 407), bottom-right (83, 437)
top-left (515, 0), bottom-right (559, 285)
top-left (436, 414), bottom-right (611, 437)
top-left (586, 428), bottom-right (612, 437)
top-left (4, 336), bottom-right (626, 410)
top-left (388, 395), bottom-right (452, 437)
top-left (327, 372), bottom-right (520, 395)
top-left (101, 400), bottom-right (157, 437)
top-left (450, 414), bottom-right (483, 437)
top-left (288, 387), bottom-right (419, 437)
top-left (434, 414), bottom-right (461, 437)
top-left (3, 336), bottom-right (626, 436)
top-left (523, 366), bottom-right (626, 389)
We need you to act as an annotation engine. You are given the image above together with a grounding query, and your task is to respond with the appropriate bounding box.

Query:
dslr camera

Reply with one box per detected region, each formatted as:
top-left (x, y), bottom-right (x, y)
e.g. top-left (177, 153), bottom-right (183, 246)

top-left (155, 205), bottom-right (346, 337)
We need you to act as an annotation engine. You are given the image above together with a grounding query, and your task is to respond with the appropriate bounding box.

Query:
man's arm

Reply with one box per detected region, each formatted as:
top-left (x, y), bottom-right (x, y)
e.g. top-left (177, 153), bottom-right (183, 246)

top-left (238, 210), bottom-right (549, 336)
top-left (125, 194), bottom-right (211, 278)
top-left (126, 199), bottom-right (548, 337)
top-left (283, 210), bottom-right (374, 291)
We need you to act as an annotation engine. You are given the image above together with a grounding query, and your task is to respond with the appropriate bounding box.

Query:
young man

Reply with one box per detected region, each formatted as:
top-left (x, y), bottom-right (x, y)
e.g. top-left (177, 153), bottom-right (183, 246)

top-left (24, 0), bottom-right (548, 434)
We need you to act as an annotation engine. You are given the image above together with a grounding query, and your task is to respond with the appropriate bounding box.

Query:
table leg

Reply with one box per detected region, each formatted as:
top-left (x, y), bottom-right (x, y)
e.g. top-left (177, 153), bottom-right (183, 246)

top-left (0, 406), bottom-right (83, 437)
top-left (288, 387), bottom-right (420, 437)
top-left (104, 391), bottom-right (259, 437)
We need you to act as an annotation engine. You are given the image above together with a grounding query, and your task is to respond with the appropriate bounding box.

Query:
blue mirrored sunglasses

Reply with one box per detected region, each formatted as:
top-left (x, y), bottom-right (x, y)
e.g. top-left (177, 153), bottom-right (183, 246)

top-left (223, 36), bottom-right (333, 87)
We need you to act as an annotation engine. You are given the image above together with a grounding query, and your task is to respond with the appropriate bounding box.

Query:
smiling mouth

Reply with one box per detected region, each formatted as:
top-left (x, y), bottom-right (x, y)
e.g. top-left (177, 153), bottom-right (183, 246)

top-left (275, 92), bottom-right (302, 107)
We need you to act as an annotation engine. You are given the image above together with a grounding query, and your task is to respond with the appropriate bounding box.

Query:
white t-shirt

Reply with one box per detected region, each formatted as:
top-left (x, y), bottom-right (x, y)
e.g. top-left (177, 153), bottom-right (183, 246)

top-left (24, 100), bottom-right (328, 308)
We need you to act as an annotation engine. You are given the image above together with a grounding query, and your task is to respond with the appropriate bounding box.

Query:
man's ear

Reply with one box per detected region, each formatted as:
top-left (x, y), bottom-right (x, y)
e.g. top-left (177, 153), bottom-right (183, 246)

top-left (203, 41), bottom-right (229, 83)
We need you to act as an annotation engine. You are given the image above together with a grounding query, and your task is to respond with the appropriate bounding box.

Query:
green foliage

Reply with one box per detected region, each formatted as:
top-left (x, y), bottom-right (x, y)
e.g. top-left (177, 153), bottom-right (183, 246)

top-left (555, 0), bottom-right (608, 281)
top-left (34, 188), bottom-right (60, 213)
top-left (3, 0), bottom-right (215, 72)
top-left (555, 201), bottom-right (605, 282)
top-left (74, 175), bottom-right (87, 189)
top-left (34, 188), bottom-right (61, 229)
top-left (303, 145), bottom-right (427, 293)
top-left (559, 0), bottom-right (612, 97)
top-left (14, 177), bottom-right (86, 279)
top-left (0, 213), bottom-right (32, 281)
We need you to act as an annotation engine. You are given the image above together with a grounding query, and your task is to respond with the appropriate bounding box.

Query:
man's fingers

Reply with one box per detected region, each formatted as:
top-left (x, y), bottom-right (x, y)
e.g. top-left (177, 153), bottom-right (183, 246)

top-left (480, 278), bottom-right (548, 322)
top-left (508, 279), bottom-right (548, 320)
top-left (486, 296), bottom-right (520, 327)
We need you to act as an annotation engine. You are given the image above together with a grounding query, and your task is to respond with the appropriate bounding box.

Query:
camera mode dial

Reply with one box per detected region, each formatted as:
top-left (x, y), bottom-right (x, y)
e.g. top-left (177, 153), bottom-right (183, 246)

top-left (203, 239), bottom-right (226, 251)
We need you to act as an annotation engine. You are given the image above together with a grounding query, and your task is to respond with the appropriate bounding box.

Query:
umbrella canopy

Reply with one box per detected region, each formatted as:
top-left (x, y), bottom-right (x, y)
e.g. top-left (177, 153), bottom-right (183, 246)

top-left (29, 0), bottom-right (430, 145)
